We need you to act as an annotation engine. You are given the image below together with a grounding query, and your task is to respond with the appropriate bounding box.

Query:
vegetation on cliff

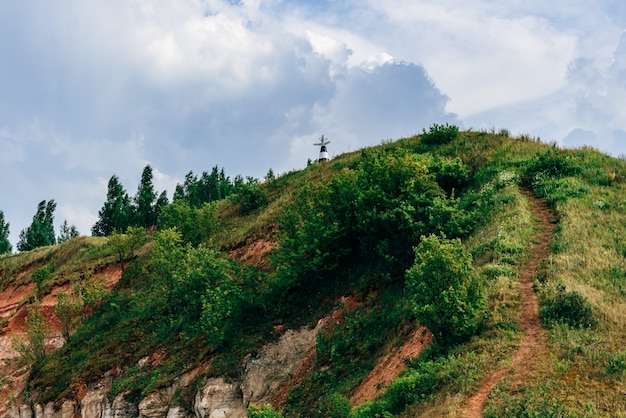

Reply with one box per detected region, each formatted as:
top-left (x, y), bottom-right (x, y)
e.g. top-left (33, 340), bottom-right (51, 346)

top-left (2, 127), bottom-right (625, 416)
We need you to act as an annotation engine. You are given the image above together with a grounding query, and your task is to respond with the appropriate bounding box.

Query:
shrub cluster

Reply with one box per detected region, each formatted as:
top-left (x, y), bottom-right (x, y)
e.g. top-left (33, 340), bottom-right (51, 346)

top-left (405, 235), bottom-right (487, 345)
top-left (272, 148), bottom-right (475, 314)
top-left (525, 148), bottom-right (581, 180)
top-left (420, 123), bottom-right (459, 145)
top-left (540, 286), bottom-right (595, 328)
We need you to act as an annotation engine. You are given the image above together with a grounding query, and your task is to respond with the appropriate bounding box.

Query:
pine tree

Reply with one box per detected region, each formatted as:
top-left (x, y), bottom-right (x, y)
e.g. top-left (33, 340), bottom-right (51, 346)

top-left (92, 175), bottom-right (132, 236)
top-left (17, 200), bottom-right (57, 252)
top-left (58, 220), bottom-right (80, 243)
top-left (155, 190), bottom-right (169, 224)
top-left (134, 164), bottom-right (158, 228)
top-left (0, 210), bottom-right (11, 254)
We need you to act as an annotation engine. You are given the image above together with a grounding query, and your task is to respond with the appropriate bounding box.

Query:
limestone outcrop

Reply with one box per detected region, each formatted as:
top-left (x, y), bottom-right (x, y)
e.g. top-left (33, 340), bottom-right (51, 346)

top-left (10, 322), bottom-right (322, 418)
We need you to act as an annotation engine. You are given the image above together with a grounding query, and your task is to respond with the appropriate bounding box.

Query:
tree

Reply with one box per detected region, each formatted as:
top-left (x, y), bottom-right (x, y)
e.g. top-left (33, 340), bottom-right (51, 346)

top-left (172, 166), bottom-right (234, 208)
top-left (17, 200), bottom-right (57, 251)
top-left (54, 290), bottom-right (81, 340)
top-left (155, 190), bottom-right (169, 224)
top-left (108, 226), bottom-right (147, 272)
top-left (77, 275), bottom-right (108, 319)
top-left (159, 201), bottom-right (218, 246)
top-left (12, 299), bottom-right (47, 363)
top-left (92, 175), bottom-right (132, 236)
top-left (232, 177), bottom-right (267, 213)
top-left (58, 220), bottom-right (80, 243)
top-left (0, 210), bottom-right (11, 254)
top-left (134, 164), bottom-right (158, 228)
top-left (405, 234), bottom-right (486, 345)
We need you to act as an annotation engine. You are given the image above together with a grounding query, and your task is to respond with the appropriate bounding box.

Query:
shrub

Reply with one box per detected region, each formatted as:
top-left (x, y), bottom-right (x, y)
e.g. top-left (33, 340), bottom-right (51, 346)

top-left (321, 393), bottom-right (351, 418)
top-left (349, 401), bottom-right (393, 418)
top-left (540, 286), bottom-right (595, 328)
top-left (606, 352), bottom-right (626, 376)
top-left (159, 201), bottom-right (218, 246)
top-left (32, 266), bottom-right (51, 293)
top-left (12, 300), bottom-right (47, 364)
top-left (248, 404), bottom-right (284, 418)
top-left (525, 149), bottom-right (581, 180)
top-left (232, 178), bottom-right (267, 213)
top-left (420, 123), bottom-right (459, 145)
top-left (405, 235), bottom-right (487, 345)
top-left (430, 157), bottom-right (469, 195)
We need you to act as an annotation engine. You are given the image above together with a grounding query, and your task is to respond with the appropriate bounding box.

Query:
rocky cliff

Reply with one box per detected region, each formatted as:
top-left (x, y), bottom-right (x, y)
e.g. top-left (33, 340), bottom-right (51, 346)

top-left (10, 320), bottom-right (322, 418)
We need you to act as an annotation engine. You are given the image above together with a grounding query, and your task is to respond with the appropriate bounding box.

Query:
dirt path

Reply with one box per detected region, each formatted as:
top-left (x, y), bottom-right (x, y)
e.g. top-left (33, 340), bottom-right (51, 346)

top-left (462, 189), bottom-right (555, 418)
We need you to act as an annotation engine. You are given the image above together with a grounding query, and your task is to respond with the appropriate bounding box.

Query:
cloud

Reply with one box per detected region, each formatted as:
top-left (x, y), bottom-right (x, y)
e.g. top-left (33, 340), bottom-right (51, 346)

top-left (465, 29), bottom-right (626, 157)
top-left (336, 1), bottom-right (578, 117)
top-left (1, 0), bottom-right (625, 250)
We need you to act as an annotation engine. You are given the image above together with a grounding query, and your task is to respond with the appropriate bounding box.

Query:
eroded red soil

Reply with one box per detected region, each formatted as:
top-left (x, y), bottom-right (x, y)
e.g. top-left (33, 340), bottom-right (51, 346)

top-left (0, 263), bottom-right (123, 416)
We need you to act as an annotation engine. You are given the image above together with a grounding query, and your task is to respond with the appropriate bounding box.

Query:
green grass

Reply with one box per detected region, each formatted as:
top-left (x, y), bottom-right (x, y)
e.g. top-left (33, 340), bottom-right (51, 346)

top-left (480, 146), bottom-right (626, 417)
top-left (12, 130), bottom-right (626, 417)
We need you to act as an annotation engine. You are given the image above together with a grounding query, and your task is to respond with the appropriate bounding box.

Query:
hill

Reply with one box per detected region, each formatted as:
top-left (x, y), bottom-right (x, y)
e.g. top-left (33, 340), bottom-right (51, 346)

top-left (1, 127), bottom-right (626, 417)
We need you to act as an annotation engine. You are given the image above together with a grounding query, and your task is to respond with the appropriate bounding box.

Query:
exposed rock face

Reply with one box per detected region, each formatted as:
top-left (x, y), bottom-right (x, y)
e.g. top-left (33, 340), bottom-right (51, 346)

top-left (80, 386), bottom-right (108, 418)
top-left (11, 323), bottom-right (322, 418)
top-left (138, 389), bottom-right (174, 417)
top-left (241, 325), bottom-right (319, 406)
top-left (110, 393), bottom-right (139, 418)
top-left (194, 377), bottom-right (245, 418)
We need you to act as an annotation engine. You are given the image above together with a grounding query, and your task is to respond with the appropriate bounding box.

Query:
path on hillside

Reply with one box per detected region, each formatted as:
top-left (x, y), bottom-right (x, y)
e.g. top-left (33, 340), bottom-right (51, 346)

top-left (462, 189), bottom-right (555, 418)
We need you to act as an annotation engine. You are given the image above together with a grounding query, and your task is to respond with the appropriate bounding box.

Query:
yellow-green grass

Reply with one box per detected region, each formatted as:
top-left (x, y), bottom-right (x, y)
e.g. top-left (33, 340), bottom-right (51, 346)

top-left (482, 148), bottom-right (626, 416)
top-left (400, 184), bottom-right (538, 417)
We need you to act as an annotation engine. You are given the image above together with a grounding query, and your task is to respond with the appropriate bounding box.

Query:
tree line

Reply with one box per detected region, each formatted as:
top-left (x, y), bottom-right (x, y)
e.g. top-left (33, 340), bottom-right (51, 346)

top-left (0, 201), bottom-right (79, 254)
top-left (0, 163), bottom-right (254, 254)
top-left (91, 164), bottom-right (245, 237)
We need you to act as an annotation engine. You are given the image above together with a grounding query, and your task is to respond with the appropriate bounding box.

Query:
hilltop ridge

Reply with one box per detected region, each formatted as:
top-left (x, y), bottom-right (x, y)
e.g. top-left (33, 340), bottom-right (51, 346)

top-left (1, 127), bottom-right (626, 417)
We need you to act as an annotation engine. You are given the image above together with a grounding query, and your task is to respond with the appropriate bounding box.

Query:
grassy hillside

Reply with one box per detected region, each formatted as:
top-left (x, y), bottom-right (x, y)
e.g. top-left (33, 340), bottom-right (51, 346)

top-left (3, 127), bottom-right (626, 417)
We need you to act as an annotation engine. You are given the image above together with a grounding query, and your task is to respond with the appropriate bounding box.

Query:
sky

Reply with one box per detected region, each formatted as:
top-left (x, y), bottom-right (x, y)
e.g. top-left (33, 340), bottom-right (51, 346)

top-left (1, 0), bottom-right (625, 249)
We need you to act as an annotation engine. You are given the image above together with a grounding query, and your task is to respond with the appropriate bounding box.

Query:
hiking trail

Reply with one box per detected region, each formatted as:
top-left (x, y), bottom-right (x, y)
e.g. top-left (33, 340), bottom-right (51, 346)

top-left (462, 189), bottom-right (555, 418)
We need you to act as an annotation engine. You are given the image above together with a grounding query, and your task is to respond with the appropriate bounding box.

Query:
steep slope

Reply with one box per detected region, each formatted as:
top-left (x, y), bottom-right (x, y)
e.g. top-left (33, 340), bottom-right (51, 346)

top-left (2, 131), bottom-right (626, 417)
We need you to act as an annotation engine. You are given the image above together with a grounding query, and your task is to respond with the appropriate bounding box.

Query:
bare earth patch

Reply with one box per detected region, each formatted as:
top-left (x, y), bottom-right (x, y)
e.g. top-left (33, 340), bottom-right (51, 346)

top-left (0, 263), bottom-right (123, 416)
top-left (229, 238), bottom-right (276, 270)
top-left (462, 190), bottom-right (555, 418)
top-left (350, 326), bottom-right (432, 406)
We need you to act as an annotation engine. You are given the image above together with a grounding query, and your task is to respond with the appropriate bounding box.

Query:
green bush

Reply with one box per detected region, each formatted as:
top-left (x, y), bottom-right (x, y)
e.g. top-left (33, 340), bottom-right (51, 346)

top-left (232, 178), bottom-right (267, 213)
top-left (158, 201), bottom-right (218, 246)
top-left (525, 148), bottom-right (581, 180)
top-left (248, 404), bottom-right (284, 418)
top-left (349, 401), bottom-right (393, 418)
top-left (321, 393), bottom-right (351, 418)
top-left (430, 157), bottom-right (470, 195)
top-left (606, 352), bottom-right (626, 376)
top-left (405, 235), bottom-right (487, 345)
top-left (540, 286), bottom-right (595, 328)
top-left (32, 266), bottom-right (51, 292)
top-left (420, 123), bottom-right (459, 145)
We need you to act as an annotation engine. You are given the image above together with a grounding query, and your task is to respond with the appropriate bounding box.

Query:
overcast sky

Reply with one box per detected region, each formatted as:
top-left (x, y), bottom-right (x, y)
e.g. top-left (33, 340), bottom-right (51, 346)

top-left (1, 0), bottom-right (625, 249)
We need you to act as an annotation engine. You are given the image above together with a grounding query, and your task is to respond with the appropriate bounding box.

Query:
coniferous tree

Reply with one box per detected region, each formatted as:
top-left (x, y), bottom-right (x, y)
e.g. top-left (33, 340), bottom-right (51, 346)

top-left (92, 175), bottom-right (132, 236)
top-left (155, 190), bottom-right (169, 224)
top-left (172, 166), bottom-right (234, 208)
top-left (17, 200), bottom-right (57, 251)
top-left (0, 210), bottom-right (11, 254)
top-left (58, 220), bottom-right (80, 243)
top-left (134, 164), bottom-right (158, 228)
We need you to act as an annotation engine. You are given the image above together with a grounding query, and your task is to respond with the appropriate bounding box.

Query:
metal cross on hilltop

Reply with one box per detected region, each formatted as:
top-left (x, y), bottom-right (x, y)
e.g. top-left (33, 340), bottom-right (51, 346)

top-left (314, 135), bottom-right (331, 162)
